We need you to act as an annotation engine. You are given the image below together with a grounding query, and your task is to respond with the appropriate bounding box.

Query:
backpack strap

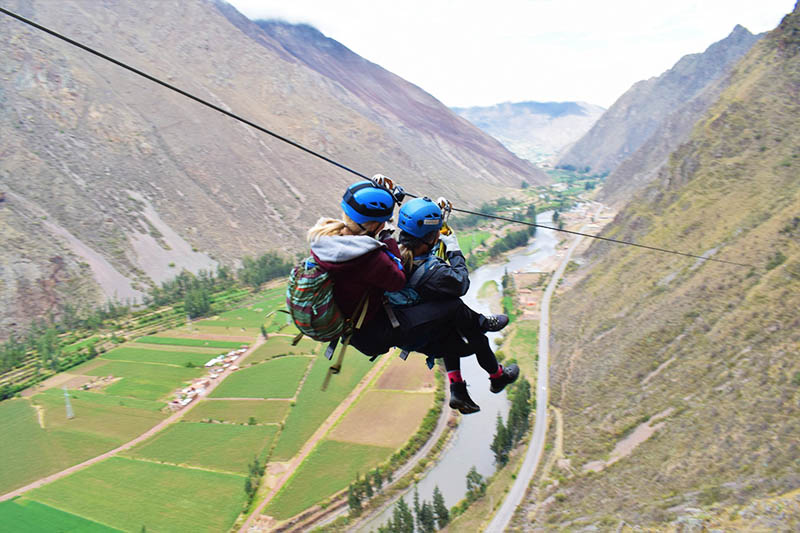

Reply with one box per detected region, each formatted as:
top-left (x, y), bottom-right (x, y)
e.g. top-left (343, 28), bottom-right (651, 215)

top-left (321, 293), bottom-right (369, 391)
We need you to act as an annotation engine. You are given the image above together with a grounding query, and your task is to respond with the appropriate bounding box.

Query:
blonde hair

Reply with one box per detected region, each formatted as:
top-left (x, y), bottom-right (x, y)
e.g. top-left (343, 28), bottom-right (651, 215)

top-left (398, 244), bottom-right (414, 272)
top-left (307, 213), bottom-right (366, 242)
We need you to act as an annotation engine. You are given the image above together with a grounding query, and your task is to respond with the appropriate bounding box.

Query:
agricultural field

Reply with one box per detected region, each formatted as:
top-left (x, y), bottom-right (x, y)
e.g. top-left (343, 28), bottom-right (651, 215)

top-left (504, 319), bottom-right (539, 374)
top-left (457, 230), bottom-right (491, 255)
top-left (134, 336), bottom-right (246, 349)
top-left (245, 335), bottom-right (318, 364)
top-left (329, 390), bottom-right (434, 448)
top-left (82, 359), bottom-right (204, 401)
top-left (183, 399), bottom-right (290, 425)
top-left (1, 282), bottom-right (442, 530)
top-left (264, 439), bottom-right (393, 520)
top-left (0, 395), bottom-right (166, 494)
top-left (373, 355), bottom-right (438, 391)
top-left (0, 499), bottom-right (120, 533)
top-left (195, 286), bottom-right (288, 334)
top-left (23, 457), bottom-right (245, 533)
top-left (270, 352), bottom-right (376, 461)
top-left (101, 346), bottom-right (222, 368)
top-left (126, 422), bottom-right (278, 474)
top-left (209, 356), bottom-right (311, 399)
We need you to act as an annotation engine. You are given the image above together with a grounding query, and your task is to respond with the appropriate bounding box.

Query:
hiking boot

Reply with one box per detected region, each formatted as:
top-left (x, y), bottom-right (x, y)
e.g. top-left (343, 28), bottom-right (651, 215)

top-left (449, 381), bottom-right (481, 414)
top-left (481, 314), bottom-right (509, 332)
top-left (490, 363), bottom-right (520, 394)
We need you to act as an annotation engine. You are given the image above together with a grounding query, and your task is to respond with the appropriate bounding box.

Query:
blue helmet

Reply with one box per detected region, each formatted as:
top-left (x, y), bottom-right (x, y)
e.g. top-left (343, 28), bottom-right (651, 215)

top-left (341, 181), bottom-right (395, 224)
top-left (397, 197), bottom-right (443, 238)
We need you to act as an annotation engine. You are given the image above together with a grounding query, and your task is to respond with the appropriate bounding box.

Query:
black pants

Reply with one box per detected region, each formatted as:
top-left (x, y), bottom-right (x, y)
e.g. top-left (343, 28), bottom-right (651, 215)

top-left (351, 299), bottom-right (499, 376)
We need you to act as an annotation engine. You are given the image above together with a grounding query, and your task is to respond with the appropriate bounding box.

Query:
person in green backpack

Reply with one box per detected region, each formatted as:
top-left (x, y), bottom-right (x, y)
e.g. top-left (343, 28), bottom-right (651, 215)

top-left (306, 177), bottom-right (407, 358)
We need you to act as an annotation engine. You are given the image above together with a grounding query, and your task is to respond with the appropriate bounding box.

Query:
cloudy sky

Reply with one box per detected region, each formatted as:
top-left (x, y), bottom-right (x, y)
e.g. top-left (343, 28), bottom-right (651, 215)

top-left (226, 0), bottom-right (795, 108)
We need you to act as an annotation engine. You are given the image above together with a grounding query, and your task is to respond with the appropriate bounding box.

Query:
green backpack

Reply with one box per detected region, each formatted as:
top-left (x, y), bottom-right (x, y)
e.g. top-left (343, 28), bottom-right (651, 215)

top-left (286, 258), bottom-right (345, 342)
top-left (285, 257), bottom-right (368, 390)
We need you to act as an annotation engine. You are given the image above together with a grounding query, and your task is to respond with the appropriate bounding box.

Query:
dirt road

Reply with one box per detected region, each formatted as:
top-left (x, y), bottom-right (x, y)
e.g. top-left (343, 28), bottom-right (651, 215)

top-left (241, 352), bottom-right (395, 532)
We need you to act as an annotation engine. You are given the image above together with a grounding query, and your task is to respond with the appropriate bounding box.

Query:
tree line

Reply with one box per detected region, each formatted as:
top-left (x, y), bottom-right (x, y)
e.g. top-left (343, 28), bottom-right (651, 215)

top-left (491, 378), bottom-right (533, 465)
top-left (375, 484), bottom-right (450, 533)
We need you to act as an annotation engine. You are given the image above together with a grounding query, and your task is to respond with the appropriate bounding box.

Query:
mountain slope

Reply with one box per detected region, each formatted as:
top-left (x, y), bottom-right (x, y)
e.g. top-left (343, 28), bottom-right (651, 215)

top-left (451, 101), bottom-right (605, 165)
top-left (243, 16), bottom-right (550, 186)
top-left (522, 5), bottom-right (800, 529)
top-left (0, 0), bottom-right (542, 336)
top-left (557, 25), bottom-right (762, 177)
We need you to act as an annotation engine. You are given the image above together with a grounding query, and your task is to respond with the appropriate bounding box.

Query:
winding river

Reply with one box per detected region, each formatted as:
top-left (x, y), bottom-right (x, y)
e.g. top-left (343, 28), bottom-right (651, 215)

top-left (355, 212), bottom-right (558, 532)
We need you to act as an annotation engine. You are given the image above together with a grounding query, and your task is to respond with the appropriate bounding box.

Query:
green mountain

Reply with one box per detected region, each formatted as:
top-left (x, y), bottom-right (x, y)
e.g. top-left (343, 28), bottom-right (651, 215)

top-left (524, 4), bottom-right (800, 529)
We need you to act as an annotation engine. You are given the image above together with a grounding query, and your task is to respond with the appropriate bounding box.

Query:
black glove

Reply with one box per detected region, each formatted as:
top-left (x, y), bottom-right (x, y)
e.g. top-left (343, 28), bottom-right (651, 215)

top-left (378, 228), bottom-right (395, 242)
top-left (392, 185), bottom-right (406, 204)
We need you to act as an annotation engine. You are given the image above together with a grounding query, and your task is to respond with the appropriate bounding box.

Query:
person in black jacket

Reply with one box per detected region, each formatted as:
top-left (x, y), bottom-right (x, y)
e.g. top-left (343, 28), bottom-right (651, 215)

top-left (386, 197), bottom-right (519, 414)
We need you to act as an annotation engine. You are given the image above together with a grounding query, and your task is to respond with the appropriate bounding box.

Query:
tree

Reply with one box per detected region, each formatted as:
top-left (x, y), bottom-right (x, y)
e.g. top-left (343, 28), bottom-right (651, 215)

top-left (260, 324), bottom-right (268, 338)
top-left (432, 485), bottom-right (449, 529)
top-left (184, 287), bottom-right (210, 318)
top-left (418, 501), bottom-right (436, 533)
top-left (393, 497), bottom-right (414, 533)
top-left (372, 467), bottom-right (383, 491)
top-left (348, 483), bottom-right (362, 515)
top-left (508, 378), bottom-right (532, 443)
top-left (465, 466), bottom-right (486, 501)
top-left (491, 413), bottom-right (511, 465)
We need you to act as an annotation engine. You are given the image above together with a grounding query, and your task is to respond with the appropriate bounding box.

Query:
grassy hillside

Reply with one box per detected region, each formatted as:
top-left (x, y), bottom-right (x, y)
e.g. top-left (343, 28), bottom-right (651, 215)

top-left (525, 6), bottom-right (800, 529)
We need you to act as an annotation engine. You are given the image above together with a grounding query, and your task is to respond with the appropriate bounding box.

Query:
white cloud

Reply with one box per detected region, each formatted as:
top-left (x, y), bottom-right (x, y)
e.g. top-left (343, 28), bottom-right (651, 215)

top-left (226, 0), bottom-right (795, 107)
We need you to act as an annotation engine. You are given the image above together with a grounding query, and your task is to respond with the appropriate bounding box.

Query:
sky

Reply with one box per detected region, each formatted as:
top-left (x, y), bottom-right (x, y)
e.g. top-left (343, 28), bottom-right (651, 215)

top-left (225, 0), bottom-right (796, 109)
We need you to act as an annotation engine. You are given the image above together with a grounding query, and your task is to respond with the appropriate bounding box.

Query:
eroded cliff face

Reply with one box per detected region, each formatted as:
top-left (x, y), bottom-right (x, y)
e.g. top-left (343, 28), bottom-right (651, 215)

top-left (557, 25), bottom-right (762, 182)
top-left (0, 0), bottom-right (543, 335)
top-left (522, 6), bottom-right (800, 529)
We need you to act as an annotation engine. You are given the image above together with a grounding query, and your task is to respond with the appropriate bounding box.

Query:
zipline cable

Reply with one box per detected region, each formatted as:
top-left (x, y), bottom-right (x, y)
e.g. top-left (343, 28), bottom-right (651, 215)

top-left (1, 7), bottom-right (752, 269)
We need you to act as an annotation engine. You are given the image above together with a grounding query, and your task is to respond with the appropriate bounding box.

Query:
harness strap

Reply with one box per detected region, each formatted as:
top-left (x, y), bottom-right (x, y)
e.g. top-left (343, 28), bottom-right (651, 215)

top-left (384, 300), bottom-right (400, 328)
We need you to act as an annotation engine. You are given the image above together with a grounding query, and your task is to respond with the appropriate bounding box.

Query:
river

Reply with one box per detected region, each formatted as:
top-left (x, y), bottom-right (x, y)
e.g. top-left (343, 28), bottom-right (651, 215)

top-left (355, 212), bottom-right (558, 532)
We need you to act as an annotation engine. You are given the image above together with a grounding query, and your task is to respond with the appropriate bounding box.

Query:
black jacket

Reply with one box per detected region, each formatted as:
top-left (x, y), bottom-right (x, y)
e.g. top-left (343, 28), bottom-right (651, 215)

top-left (413, 251), bottom-right (470, 301)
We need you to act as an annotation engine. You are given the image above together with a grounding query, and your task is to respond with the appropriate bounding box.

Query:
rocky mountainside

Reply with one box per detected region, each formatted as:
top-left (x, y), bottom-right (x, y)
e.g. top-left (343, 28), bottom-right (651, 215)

top-left (0, 0), bottom-right (544, 336)
top-left (451, 101), bottom-right (605, 165)
top-left (522, 4), bottom-right (799, 529)
top-left (557, 25), bottom-right (762, 178)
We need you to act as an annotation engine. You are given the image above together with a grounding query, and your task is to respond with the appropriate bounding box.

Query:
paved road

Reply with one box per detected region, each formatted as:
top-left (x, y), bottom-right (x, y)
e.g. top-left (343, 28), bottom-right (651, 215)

top-left (485, 224), bottom-right (590, 532)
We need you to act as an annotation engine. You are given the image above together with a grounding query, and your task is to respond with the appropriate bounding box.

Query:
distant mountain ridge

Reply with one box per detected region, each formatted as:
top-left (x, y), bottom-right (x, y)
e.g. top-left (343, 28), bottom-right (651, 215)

top-left (452, 101), bottom-right (605, 165)
top-left (558, 25), bottom-right (763, 181)
top-left (0, 0), bottom-right (543, 336)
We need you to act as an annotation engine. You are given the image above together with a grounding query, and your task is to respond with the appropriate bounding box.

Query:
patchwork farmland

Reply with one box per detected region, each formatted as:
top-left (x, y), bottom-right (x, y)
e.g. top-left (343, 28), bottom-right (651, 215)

top-left (0, 284), bottom-right (442, 532)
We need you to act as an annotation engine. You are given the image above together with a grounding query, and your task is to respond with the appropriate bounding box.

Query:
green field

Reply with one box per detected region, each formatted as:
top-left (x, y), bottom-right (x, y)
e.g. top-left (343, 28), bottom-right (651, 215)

top-left (270, 352), bottom-right (375, 461)
top-left (102, 346), bottom-right (221, 367)
top-left (33, 389), bottom-right (166, 442)
top-left (265, 439), bottom-right (392, 519)
top-left (127, 422), bottom-right (278, 474)
top-left (0, 498), bottom-right (121, 533)
top-left (209, 356), bottom-right (311, 399)
top-left (0, 396), bottom-right (164, 493)
top-left (196, 288), bottom-right (286, 331)
top-left (26, 457), bottom-right (245, 533)
top-left (507, 319), bottom-right (539, 373)
top-left (83, 360), bottom-right (204, 401)
top-left (134, 336), bottom-right (246, 349)
top-left (183, 399), bottom-right (290, 425)
top-left (246, 336), bottom-right (318, 364)
top-left (458, 230), bottom-right (491, 255)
